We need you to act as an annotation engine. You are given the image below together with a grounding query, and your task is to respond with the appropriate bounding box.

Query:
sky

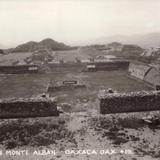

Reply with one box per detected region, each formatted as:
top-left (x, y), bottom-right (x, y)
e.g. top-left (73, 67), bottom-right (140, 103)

top-left (0, 0), bottom-right (160, 47)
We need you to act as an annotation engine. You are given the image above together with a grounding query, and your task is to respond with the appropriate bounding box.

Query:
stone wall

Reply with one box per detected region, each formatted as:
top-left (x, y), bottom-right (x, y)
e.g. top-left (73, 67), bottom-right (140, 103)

top-left (0, 65), bottom-right (39, 74)
top-left (48, 61), bottom-right (129, 73)
top-left (100, 91), bottom-right (160, 114)
top-left (129, 63), bottom-right (150, 80)
top-left (144, 67), bottom-right (160, 86)
top-left (0, 97), bottom-right (59, 118)
top-left (87, 61), bottom-right (129, 72)
top-left (48, 63), bottom-right (86, 73)
top-left (129, 63), bottom-right (160, 87)
top-left (48, 84), bottom-right (86, 92)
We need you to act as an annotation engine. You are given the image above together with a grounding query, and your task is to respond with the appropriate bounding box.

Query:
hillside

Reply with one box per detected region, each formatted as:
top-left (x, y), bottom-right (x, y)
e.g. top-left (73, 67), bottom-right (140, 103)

top-left (103, 42), bottom-right (144, 60)
top-left (11, 38), bottom-right (74, 52)
top-left (93, 33), bottom-right (160, 48)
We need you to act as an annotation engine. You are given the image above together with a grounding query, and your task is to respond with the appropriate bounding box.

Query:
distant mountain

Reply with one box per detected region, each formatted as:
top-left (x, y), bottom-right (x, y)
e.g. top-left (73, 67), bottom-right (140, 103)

top-left (93, 33), bottom-right (160, 48)
top-left (11, 38), bottom-right (74, 52)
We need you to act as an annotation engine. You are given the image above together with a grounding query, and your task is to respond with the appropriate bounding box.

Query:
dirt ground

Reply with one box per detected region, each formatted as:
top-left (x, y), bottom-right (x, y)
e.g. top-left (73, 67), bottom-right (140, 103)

top-left (0, 107), bottom-right (160, 160)
top-left (0, 69), bottom-right (159, 160)
top-left (0, 49), bottom-right (157, 159)
top-left (0, 70), bottom-right (152, 98)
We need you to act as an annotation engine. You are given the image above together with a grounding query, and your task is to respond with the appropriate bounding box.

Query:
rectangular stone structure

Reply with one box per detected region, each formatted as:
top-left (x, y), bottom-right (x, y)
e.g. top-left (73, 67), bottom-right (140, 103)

top-left (0, 97), bottom-right (59, 118)
top-left (87, 60), bottom-right (129, 72)
top-left (0, 65), bottom-right (39, 74)
top-left (100, 91), bottom-right (160, 114)
top-left (48, 84), bottom-right (86, 92)
top-left (63, 80), bottom-right (77, 85)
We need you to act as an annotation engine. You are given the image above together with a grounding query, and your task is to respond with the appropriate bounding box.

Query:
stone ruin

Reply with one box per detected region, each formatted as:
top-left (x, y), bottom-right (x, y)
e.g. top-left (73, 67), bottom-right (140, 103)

top-left (99, 90), bottom-right (160, 114)
top-left (0, 97), bottom-right (59, 118)
top-left (47, 80), bottom-right (86, 92)
top-left (0, 65), bottom-right (39, 74)
top-left (1, 88), bottom-right (160, 118)
top-left (86, 60), bottom-right (129, 72)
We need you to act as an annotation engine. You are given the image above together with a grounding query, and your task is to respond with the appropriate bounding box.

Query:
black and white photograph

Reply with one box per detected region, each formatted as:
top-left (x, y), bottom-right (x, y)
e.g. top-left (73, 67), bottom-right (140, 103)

top-left (0, 0), bottom-right (160, 159)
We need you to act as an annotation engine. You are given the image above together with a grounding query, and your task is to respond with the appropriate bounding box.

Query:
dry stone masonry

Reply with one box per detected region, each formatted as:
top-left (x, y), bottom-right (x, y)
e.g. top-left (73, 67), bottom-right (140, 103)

top-left (0, 97), bottom-right (59, 118)
top-left (100, 90), bottom-right (160, 114)
top-left (0, 65), bottom-right (39, 74)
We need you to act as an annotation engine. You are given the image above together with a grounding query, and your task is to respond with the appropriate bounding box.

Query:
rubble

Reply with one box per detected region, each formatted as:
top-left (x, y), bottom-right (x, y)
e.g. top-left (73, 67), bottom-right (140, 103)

top-left (142, 115), bottom-right (160, 125)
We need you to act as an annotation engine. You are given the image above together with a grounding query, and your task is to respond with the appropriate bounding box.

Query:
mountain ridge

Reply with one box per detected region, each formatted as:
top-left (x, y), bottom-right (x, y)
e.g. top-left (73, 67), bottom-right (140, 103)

top-left (92, 32), bottom-right (160, 48)
top-left (11, 38), bottom-right (74, 52)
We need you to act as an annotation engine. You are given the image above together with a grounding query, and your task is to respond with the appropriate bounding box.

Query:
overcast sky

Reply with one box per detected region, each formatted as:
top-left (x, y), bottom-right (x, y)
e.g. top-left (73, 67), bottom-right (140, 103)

top-left (0, 0), bottom-right (160, 47)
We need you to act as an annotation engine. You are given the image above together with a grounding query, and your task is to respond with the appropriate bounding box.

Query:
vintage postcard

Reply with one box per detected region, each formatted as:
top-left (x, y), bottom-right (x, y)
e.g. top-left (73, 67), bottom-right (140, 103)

top-left (0, 0), bottom-right (160, 159)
